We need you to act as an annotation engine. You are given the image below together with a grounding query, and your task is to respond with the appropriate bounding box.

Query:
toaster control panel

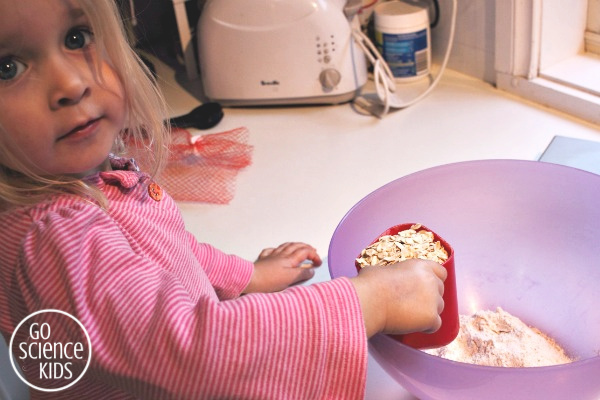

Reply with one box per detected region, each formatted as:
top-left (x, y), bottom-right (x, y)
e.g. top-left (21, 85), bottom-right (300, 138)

top-left (316, 34), bottom-right (342, 91)
top-left (315, 34), bottom-right (337, 65)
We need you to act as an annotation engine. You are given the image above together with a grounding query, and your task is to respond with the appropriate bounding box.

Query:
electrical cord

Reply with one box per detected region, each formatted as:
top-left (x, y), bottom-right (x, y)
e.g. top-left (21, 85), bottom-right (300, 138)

top-left (128, 0), bottom-right (138, 26)
top-left (351, 0), bottom-right (457, 118)
top-left (430, 0), bottom-right (440, 28)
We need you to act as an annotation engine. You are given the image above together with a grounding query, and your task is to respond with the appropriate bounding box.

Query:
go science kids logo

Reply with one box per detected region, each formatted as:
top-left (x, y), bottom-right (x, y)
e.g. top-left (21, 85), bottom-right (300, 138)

top-left (9, 309), bottom-right (92, 392)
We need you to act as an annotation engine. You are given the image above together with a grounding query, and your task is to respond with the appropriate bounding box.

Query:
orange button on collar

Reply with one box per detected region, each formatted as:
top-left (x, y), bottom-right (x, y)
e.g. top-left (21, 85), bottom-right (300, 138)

top-left (148, 182), bottom-right (163, 201)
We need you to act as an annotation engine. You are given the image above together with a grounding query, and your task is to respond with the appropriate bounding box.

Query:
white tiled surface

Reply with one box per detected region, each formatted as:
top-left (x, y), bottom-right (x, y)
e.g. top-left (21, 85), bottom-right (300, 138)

top-left (432, 0), bottom-right (496, 84)
top-left (156, 58), bottom-right (600, 399)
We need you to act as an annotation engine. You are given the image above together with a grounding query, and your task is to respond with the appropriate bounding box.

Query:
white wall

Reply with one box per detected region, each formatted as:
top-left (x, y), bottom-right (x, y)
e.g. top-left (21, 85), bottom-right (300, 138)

top-left (432, 0), bottom-right (496, 84)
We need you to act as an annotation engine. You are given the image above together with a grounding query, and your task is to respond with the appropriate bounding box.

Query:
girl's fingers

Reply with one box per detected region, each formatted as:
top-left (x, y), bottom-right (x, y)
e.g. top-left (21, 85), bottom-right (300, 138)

top-left (270, 242), bottom-right (322, 267)
top-left (257, 248), bottom-right (275, 259)
top-left (289, 266), bottom-right (316, 285)
top-left (289, 246), bottom-right (322, 267)
top-left (423, 315), bottom-right (443, 334)
top-left (299, 261), bottom-right (319, 269)
top-left (272, 242), bottom-right (304, 255)
top-left (432, 262), bottom-right (448, 281)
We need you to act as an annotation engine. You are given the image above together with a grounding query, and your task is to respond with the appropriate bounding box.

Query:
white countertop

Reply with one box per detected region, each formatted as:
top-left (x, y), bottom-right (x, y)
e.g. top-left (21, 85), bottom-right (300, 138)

top-left (155, 59), bottom-right (600, 399)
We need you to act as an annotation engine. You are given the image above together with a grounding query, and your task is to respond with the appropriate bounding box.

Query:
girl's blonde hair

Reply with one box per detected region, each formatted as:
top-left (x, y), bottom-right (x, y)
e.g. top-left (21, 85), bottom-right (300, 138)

top-left (0, 0), bottom-right (170, 211)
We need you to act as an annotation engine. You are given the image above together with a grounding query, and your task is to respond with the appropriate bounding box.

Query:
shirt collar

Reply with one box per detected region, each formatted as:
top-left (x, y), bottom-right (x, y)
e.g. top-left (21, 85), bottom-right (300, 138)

top-left (89, 154), bottom-right (147, 189)
top-left (108, 153), bottom-right (140, 172)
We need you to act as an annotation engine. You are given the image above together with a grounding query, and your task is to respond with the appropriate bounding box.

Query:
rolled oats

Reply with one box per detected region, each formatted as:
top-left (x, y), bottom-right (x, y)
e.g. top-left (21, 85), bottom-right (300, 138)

top-left (356, 223), bottom-right (449, 268)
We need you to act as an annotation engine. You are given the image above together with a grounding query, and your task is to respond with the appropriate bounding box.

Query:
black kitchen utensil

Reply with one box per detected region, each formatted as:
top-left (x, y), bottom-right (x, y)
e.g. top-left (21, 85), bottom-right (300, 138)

top-left (168, 102), bottom-right (224, 130)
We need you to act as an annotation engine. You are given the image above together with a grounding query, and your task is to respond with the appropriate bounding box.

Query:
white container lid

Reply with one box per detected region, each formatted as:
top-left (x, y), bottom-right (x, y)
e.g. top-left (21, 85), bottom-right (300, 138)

top-left (375, 1), bottom-right (428, 28)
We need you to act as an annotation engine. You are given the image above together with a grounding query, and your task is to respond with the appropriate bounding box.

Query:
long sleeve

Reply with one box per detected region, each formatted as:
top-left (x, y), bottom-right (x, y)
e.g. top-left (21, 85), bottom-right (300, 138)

top-left (190, 239), bottom-right (254, 300)
top-left (0, 172), bottom-right (368, 400)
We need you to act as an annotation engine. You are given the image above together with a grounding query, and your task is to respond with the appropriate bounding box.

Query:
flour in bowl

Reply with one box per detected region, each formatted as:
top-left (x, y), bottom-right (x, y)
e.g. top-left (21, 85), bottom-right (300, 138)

top-left (424, 307), bottom-right (573, 367)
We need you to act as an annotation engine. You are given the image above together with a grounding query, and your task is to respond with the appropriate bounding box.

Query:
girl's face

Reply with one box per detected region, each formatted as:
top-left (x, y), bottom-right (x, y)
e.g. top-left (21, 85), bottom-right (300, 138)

top-left (0, 0), bottom-right (126, 177)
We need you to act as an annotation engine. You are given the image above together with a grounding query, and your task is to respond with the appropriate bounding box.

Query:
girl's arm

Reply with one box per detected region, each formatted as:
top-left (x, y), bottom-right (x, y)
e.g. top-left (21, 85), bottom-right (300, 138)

top-left (15, 205), bottom-right (368, 399)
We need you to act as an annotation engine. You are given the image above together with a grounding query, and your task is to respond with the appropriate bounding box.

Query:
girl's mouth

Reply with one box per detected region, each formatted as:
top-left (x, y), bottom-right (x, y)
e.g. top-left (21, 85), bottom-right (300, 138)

top-left (58, 117), bottom-right (102, 142)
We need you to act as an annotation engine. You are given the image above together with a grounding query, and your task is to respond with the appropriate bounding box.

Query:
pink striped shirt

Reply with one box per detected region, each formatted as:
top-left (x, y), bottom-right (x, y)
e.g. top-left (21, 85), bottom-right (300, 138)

top-left (0, 161), bottom-right (367, 399)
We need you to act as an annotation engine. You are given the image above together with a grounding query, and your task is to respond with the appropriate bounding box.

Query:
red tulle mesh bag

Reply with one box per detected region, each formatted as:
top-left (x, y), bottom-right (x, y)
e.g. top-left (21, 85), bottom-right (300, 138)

top-left (160, 127), bottom-right (253, 204)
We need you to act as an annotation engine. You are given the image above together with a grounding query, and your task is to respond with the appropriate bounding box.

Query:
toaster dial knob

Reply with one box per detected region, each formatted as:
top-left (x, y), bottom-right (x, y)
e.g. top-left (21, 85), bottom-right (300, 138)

top-left (319, 69), bottom-right (341, 91)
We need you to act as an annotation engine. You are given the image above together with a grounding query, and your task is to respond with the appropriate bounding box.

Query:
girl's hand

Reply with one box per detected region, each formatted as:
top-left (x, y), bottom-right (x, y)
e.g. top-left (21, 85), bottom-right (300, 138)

top-left (350, 259), bottom-right (447, 338)
top-left (243, 242), bottom-right (322, 293)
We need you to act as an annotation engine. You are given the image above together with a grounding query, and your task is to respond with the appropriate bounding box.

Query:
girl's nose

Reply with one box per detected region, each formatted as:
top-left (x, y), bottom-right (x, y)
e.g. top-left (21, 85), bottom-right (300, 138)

top-left (47, 55), bottom-right (90, 109)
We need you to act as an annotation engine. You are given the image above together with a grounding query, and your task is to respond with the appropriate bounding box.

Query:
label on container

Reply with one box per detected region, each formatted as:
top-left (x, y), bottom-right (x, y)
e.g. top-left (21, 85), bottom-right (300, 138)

top-left (376, 28), bottom-right (428, 78)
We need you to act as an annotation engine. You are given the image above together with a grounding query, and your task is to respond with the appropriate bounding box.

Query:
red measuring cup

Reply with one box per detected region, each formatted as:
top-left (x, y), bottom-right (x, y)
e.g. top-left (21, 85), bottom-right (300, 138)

top-left (355, 223), bottom-right (459, 349)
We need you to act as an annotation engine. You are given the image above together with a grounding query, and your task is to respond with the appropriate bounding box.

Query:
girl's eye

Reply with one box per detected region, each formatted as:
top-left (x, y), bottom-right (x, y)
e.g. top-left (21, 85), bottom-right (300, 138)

top-left (64, 28), bottom-right (94, 50)
top-left (0, 57), bottom-right (26, 81)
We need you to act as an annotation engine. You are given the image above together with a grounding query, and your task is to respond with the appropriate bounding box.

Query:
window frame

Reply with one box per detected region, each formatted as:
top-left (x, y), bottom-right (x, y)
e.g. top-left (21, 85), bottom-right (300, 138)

top-left (495, 0), bottom-right (600, 125)
top-left (587, 0), bottom-right (600, 54)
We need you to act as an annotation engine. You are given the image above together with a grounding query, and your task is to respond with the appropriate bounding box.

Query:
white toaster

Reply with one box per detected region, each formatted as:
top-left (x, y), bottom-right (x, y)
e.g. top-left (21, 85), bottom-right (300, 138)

top-left (197, 0), bottom-right (368, 106)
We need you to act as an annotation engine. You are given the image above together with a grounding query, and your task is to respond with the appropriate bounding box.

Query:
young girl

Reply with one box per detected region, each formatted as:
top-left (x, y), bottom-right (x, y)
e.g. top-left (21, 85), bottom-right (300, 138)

top-left (0, 0), bottom-right (447, 398)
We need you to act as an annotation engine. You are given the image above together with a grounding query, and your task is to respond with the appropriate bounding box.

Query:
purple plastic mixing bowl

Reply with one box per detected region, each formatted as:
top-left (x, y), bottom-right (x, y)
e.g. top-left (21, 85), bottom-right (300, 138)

top-left (328, 160), bottom-right (600, 400)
